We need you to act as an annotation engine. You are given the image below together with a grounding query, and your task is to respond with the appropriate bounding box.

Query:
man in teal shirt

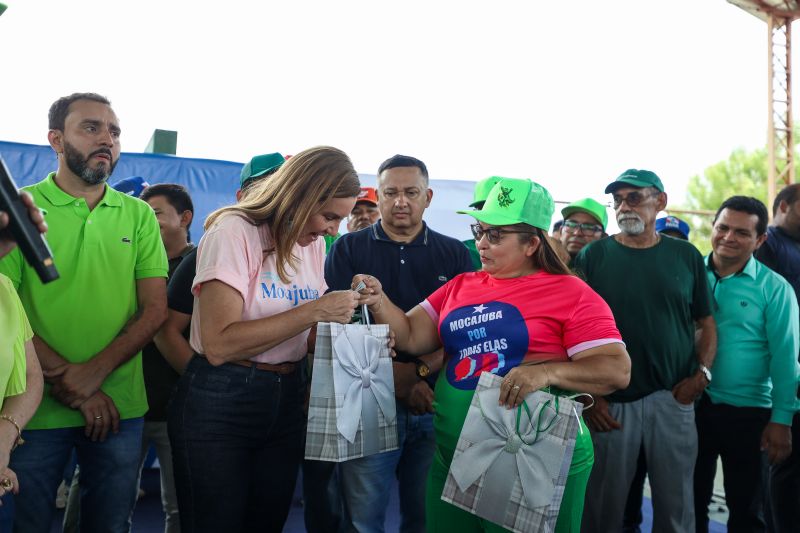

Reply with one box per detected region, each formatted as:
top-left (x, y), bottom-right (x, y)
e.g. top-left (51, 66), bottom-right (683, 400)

top-left (694, 196), bottom-right (800, 533)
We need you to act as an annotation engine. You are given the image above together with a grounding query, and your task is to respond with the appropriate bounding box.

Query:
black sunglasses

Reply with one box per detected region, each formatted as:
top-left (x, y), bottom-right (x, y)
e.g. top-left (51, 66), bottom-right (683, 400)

top-left (612, 191), bottom-right (660, 209)
top-left (470, 223), bottom-right (536, 245)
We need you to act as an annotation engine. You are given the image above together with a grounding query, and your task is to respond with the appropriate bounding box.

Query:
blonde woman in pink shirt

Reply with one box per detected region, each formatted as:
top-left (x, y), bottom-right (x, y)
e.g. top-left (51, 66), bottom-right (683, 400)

top-left (167, 146), bottom-right (361, 533)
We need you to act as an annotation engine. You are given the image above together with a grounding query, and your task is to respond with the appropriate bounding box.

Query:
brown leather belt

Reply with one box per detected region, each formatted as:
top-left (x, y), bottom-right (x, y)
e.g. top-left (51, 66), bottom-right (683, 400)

top-left (230, 359), bottom-right (297, 375)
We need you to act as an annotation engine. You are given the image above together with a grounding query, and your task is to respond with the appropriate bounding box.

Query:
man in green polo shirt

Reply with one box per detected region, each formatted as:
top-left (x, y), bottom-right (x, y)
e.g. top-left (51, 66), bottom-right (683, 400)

top-left (0, 92), bottom-right (168, 533)
top-left (694, 196), bottom-right (799, 533)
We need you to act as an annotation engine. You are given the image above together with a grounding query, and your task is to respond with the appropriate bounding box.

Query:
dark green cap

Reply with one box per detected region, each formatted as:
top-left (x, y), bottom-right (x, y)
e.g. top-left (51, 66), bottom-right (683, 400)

top-left (240, 152), bottom-right (285, 187)
top-left (0, 4), bottom-right (7, 17)
top-left (604, 169), bottom-right (664, 194)
top-left (469, 176), bottom-right (502, 208)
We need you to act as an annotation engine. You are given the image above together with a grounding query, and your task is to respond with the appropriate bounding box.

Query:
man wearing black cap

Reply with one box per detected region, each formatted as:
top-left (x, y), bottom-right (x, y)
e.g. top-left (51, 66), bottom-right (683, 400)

top-left (574, 169), bottom-right (716, 533)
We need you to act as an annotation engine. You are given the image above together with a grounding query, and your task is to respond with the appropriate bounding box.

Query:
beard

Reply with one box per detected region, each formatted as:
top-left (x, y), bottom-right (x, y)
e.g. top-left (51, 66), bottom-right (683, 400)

top-left (63, 141), bottom-right (117, 185)
top-left (617, 213), bottom-right (646, 235)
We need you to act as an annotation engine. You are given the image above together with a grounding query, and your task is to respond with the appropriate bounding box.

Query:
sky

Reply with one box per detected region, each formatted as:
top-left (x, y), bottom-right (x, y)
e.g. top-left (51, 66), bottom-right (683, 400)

top-left (0, 0), bottom-right (785, 211)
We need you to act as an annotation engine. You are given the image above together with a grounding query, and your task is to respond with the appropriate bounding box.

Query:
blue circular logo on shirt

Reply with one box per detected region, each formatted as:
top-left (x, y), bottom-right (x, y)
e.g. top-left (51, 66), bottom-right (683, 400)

top-left (440, 301), bottom-right (528, 390)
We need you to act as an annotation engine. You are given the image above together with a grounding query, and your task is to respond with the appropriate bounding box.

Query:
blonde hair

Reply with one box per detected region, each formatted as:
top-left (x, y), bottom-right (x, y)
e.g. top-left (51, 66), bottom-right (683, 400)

top-left (205, 146), bottom-right (360, 282)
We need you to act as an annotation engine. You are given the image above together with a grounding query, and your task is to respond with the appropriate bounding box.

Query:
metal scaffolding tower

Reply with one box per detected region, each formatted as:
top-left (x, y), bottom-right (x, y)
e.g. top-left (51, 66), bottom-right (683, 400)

top-left (729, 1), bottom-right (800, 209)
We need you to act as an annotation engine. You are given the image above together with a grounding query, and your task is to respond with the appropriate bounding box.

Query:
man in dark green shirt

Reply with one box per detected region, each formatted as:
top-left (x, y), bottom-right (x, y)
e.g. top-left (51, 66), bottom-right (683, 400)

top-left (574, 169), bottom-right (716, 533)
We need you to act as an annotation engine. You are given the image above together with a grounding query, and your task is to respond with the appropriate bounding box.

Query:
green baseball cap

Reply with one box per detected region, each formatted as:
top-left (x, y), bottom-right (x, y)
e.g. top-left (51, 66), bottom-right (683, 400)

top-left (469, 176), bottom-right (502, 208)
top-left (240, 152), bottom-right (285, 187)
top-left (604, 168), bottom-right (664, 194)
top-left (457, 177), bottom-right (554, 231)
top-left (561, 198), bottom-right (608, 230)
top-left (0, 4), bottom-right (7, 17)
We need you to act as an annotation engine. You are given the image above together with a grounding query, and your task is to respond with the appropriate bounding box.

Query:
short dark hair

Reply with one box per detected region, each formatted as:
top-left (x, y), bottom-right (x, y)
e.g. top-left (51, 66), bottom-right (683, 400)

top-left (377, 155), bottom-right (429, 184)
top-left (48, 93), bottom-right (111, 130)
top-left (141, 183), bottom-right (194, 241)
top-left (773, 183), bottom-right (800, 216)
top-left (714, 196), bottom-right (768, 236)
top-left (552, 219), bottom-right (564, 232)
top-left (140, 183), bottom-right (194, 216)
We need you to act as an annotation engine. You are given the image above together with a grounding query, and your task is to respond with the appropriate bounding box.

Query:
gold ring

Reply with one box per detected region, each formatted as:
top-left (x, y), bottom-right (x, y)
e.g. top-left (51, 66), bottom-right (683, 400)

top-left (0, 478), bottom-right (12, 490)
top-left (512, 385), bottom-right (521, 391)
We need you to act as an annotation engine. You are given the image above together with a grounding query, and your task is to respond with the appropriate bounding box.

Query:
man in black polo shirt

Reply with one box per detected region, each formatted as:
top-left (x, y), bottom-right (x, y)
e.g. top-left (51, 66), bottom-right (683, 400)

top-left (755, 183), bottom-right (800, 533)
top-left (325, 154), bottom-right (473, 533)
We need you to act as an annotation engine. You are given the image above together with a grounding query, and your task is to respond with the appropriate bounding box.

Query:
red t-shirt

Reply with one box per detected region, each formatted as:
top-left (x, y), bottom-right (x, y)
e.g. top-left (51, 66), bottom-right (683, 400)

top-left (421, 270), bottom-right (622, 392)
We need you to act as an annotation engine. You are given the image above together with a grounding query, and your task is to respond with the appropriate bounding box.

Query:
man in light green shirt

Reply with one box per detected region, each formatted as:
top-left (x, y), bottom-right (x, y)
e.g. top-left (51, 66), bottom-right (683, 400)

top-left (695, 196), bottom-right (800, 533)
top-left (0, 93), bottom-right (168, 533)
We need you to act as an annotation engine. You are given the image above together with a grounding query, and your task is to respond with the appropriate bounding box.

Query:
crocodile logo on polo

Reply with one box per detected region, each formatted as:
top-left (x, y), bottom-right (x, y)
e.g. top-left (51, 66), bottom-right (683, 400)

top-left (497, 186), bottom-right (514, 208)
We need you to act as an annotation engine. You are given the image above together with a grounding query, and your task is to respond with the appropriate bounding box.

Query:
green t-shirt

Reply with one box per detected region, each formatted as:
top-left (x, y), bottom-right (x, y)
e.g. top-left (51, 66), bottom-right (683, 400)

top-left (462, 239), bottom-right (481, 270)
top-left (0, 173), bottom-right (168, 429)
top-left (0, 274), bottom-right (30, 406)
top-left (324, 233), bottom-right (340, 254)
top-left (573, 235), bottom-right (712, 402)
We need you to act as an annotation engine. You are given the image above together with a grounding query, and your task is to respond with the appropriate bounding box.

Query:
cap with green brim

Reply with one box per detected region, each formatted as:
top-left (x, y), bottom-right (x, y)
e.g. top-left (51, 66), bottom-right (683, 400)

top-left (604, 169), bottom-right (664, 194)
top-left (561, 197), bottom-right (608, 230)
top-left (469, 176), bottom-right (502, 208)
top-left (457, 177), bottom-right (553, 231)
top-left (240, 152), bottom-right (285, 187)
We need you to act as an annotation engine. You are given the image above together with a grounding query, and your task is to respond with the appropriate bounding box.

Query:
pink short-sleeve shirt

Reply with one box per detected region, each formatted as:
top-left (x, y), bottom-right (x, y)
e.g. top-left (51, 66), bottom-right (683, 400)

top-left (189, 215), bottom-right (328, 363)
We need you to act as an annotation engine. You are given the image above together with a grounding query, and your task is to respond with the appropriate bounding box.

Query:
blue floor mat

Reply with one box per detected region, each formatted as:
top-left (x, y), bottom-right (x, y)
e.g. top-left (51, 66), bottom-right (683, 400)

top-left (50, 468), bottom-right (727, 532)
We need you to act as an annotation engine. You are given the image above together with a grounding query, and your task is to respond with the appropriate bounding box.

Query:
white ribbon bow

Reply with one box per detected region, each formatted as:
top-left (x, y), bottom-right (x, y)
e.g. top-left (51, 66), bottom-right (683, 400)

top-left (450, 388), bottom-right (565, 509)
top-left (332, 328), bottom-right (396, 443)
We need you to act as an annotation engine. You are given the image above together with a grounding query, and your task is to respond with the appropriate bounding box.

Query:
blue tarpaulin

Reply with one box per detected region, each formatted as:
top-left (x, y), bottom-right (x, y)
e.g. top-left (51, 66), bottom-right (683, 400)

top-left (0, 140), bottom-right (477, 242)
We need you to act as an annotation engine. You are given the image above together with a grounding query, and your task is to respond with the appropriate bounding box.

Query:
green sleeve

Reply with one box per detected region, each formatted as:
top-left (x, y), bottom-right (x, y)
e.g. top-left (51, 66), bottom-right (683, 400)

top-left (766, 280), bottom-right (800, 425)
top-left (135, 204), bottom-right (168, 279)
top-left (0, 247), bottom-right (24, 289)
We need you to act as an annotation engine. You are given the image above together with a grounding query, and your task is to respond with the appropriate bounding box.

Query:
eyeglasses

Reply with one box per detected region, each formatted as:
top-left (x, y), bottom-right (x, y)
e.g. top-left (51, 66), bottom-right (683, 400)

top-left (612, 191), bottom-right (660, 209)
top-left (470, 224), bottom-right (536, 245)
top-left (562, 220), bottom-right (603, 235)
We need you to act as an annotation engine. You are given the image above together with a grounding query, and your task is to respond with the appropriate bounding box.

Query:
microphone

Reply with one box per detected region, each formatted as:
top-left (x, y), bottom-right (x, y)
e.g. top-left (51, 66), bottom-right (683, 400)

top-left (0, 156), bottom-right (59, 283)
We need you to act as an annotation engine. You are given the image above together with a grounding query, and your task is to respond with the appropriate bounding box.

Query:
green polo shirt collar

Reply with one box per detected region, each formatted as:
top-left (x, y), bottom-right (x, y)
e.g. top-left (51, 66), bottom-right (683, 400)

top-left (38, 172), bottom-right (122, 209)
top-left (704, 253), bottom-right (757, 280)
top-left (703, 253), bottom-right (800, 425)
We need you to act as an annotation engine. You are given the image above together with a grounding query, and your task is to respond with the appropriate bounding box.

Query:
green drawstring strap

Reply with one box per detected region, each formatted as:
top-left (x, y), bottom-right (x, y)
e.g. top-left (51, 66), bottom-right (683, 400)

top-left (516, 395), bottom-right (560, 444)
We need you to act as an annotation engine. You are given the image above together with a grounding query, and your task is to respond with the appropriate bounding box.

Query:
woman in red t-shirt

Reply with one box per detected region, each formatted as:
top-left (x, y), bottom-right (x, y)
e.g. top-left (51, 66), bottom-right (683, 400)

top-left (354, 178), bottom-right (631, 533)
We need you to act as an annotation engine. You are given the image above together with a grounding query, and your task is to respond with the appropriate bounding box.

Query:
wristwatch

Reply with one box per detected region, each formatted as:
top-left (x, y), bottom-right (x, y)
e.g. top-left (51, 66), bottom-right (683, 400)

top-left (698, 364), bottom-right (712, 383)
top-left (414, 358), bottom-right (431, 379)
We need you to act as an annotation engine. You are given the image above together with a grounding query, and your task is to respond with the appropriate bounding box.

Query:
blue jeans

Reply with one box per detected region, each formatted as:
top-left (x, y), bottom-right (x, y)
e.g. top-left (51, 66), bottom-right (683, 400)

top-left (9, 417), bottom-right (144, 533)
top-left (168, 356), bottom-right (306, 533)
top-left (339, 403), bottom-right (436, 533)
